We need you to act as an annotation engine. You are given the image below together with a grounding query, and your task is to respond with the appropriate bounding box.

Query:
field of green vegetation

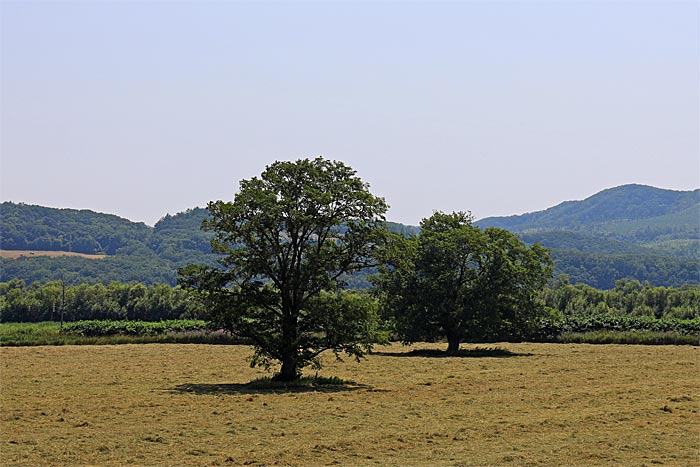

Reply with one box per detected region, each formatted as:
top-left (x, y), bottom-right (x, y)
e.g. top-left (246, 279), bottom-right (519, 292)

top-left (0, 320), bottom-right (244, 347)
top-left (2, 317), bottom-right (697, 347)
top-left (2, 278), bottom-right (698, 347)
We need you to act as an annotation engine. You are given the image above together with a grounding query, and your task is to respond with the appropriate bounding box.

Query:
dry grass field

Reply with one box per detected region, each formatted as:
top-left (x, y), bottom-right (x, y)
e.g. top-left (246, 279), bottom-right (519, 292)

top-left (0, 250), bottom-right (106, 260)
top-left (1, 343), bottom-right (698, 467)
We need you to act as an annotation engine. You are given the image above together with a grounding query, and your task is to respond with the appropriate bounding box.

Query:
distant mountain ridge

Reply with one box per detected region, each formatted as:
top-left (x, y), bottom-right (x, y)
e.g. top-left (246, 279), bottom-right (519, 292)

top-left (1, 184), bottom-right (698, 288)
top-left (475, 184), bottom-right (699, 288)
top-left (476, 184), bottom-right (699, 240)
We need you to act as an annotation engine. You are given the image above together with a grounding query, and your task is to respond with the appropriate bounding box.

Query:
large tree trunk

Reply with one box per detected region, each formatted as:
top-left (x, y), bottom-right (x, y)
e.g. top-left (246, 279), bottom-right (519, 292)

top-left (278, 353), bottom-right (300, 381)
top-left (278, 300), bottom-right (300, 381)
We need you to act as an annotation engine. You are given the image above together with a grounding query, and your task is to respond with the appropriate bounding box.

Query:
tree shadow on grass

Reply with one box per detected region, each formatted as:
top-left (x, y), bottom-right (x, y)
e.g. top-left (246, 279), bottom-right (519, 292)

top-left (373, 346), bottom-right (533, 359)
top-left (168, 377), bottom-right (376, 395)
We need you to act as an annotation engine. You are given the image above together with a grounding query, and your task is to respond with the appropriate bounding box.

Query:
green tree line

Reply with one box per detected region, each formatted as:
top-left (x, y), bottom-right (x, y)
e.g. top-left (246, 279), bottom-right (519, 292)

top-left (3, 278), bottom-right (697, 325)
top-left (543, 277), bottom-right (699, 320)
top-left (0, 280), bottom-right (205, 322)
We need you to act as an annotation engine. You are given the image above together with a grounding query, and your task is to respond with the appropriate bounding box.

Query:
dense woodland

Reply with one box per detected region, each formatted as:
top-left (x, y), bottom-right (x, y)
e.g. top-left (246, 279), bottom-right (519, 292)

top-left (547, 250), bottom-right (700, 289)
top-left (0, 202), bottom-right (151, 254)
top-left (1, 184), bottom-right (699, 289)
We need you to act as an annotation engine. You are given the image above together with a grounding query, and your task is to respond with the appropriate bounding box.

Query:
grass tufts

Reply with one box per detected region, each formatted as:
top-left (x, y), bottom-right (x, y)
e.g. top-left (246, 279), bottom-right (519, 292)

top-left (376, 346), bottom-right (530, 358)
top-left (247, 375), bottom-right (356, 390)
top-left (171, 375), bottom-right (363, 395)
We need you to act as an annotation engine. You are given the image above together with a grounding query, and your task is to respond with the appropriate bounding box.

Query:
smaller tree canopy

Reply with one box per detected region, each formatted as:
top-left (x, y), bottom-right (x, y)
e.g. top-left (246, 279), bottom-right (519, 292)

top-left (374, 211), bottom-right (553, 352)
top-left (179, 157), bottom-right (388, 380)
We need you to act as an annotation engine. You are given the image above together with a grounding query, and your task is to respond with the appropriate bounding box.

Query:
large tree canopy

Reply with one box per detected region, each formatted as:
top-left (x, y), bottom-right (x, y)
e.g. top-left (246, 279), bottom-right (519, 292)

top-left (179, 157), bottom-right (388, 380)
top-left (375, 211), bottom-right (553, 352)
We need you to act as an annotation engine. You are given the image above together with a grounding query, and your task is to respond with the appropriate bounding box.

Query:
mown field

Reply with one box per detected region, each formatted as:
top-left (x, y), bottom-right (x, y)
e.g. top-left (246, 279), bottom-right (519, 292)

top-left (1, 343), bottom-right (698, 467)
top-left (0, 250), bottom-right (106, 260)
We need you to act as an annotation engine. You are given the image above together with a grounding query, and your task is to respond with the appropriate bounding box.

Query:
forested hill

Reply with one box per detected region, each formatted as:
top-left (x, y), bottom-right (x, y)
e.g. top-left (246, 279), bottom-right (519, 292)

top-left (475, 184), bottom-right (699, 258)
top-left (0, 202), bottom-right (151, 254)
top-left (1, 184), bottom-right (699, 289)
top-left (475, 185), bottom-right (700, 288)
top-left (0, 203), bottom-right (421, 286)
top-left (476, 185), bottom-right (699, 245)
top-left (0, 203), bottom-right (219, 285)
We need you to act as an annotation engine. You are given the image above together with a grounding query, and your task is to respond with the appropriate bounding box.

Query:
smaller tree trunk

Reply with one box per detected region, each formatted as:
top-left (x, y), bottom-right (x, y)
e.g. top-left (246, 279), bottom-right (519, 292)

top-left (446, 330), bottom-right (461, 354)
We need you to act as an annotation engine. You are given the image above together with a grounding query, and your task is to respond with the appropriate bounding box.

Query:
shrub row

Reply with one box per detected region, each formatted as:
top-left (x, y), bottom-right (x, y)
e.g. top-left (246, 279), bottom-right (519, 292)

top-left (466, 315), bottom-right (699, 344)
top-left (558, 331), bottom-right (699, 346)
top-left (8, 316), bottom-right (699, 346)
top-left (560, 315), bottom-right (699, 336)
top-left (60, 319), bottom-right (208, 337)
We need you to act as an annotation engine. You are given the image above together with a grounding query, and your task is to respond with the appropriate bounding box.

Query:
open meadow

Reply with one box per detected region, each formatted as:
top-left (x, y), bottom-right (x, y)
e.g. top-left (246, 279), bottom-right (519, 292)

top-left (1, 342), bottom-right (698, 467)
top-left (0, 250), bottom-right (106, 260)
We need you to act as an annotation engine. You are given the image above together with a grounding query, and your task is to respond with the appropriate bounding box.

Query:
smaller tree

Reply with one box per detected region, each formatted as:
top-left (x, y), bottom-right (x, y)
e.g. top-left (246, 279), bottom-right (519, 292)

top-left (375, 211), bottom-right (553, 352)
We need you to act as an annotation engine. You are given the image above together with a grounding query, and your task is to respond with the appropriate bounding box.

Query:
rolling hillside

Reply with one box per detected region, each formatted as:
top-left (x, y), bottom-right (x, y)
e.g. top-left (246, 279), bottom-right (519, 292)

top-left (1, 184), bottom-right (698, 288)
top-left (0, 204), bottom-right (419, 286)
top-left (0, 202), bottom-right (150, 254)
top-left (476, 185), bottom-right (699, 288)
top-left (476, 185), bottom-right (699, 254)
top-left (0, 203), bottom-right (217, 285)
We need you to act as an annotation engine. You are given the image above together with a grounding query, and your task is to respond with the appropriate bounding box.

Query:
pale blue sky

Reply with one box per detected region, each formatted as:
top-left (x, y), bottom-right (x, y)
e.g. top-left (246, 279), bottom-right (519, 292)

top-left (2, 1), bottom-right (698, 226)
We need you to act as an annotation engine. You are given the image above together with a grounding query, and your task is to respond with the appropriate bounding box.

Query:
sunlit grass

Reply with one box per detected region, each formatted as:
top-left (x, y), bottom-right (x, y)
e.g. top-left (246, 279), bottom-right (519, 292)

top-left (2, 342), bottom-right (698, 466)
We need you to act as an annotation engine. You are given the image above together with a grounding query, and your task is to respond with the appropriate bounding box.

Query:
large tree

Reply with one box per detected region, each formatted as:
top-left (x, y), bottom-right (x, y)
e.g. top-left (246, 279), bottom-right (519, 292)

top-left (375, 211), bottom-right (553, 352)
top-left (179, 157), bottom-right (388, 380)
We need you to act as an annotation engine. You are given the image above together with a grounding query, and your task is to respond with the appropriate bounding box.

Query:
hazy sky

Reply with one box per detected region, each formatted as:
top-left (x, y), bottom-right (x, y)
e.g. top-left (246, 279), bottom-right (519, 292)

top-left (2, 1), bottom-right (698, 226)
